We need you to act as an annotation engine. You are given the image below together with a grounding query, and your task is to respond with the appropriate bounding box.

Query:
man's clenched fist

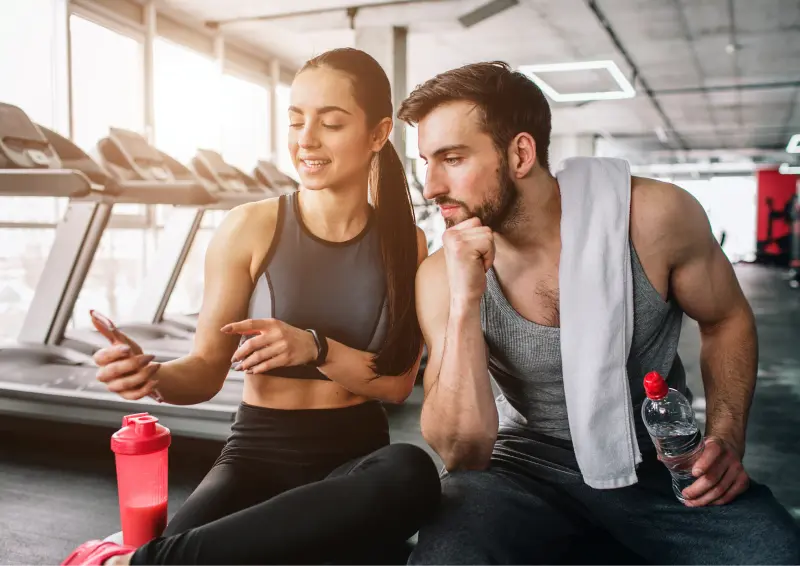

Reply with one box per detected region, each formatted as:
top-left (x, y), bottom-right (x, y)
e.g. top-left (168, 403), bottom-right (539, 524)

top-left (442, 217), bottom-right (495, 305)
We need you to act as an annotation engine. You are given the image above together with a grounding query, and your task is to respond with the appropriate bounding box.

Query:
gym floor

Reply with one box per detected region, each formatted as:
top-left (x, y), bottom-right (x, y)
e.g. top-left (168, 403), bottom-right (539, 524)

top-left (1, 263), bottom-right (798, 565)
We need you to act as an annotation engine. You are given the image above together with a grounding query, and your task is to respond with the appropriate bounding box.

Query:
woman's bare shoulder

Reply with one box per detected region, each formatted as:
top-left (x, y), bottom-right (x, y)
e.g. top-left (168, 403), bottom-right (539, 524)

top-left (212, 197), bottom-right (283, 280)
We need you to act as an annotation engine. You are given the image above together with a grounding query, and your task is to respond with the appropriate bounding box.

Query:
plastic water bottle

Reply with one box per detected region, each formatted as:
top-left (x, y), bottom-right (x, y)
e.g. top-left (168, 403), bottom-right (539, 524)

top-left (641, 371), bottom-right (704, 502)
top-left (111, 413), bottom-right (171, 546)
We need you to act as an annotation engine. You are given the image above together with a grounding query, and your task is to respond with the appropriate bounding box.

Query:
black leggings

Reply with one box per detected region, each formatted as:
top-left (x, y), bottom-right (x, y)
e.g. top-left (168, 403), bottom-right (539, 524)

top-left (130, 401), bottom-right (441, 565)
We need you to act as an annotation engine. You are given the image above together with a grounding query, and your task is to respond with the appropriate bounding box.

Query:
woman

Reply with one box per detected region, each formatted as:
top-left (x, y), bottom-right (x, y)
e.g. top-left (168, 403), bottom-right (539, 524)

top-left (63, 47), bottom-right (440, 566)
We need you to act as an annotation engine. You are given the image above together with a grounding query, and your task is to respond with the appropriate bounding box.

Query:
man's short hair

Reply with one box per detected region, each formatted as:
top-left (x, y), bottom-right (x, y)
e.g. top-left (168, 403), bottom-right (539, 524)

top-left (398, 61), bottom-right (552, 170)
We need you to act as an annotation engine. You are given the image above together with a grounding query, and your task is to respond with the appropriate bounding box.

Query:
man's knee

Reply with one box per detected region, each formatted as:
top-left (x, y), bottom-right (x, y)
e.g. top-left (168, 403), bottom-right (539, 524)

top-left (739, 483), bottom-right (799, 563)
top-left (695, 483), bottom-right (800, 564)
top-left (760, 523), bottom-right (800, 564)
top-left (737, 499), bottom-right (800, 564)
top-left (409, 470), bottom-right (518, 565)
top-left (723, 514), bottom-right (799, 564)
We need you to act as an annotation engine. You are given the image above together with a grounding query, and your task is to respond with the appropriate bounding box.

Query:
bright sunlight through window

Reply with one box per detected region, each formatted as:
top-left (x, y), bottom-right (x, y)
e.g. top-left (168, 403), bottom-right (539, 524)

top-left (70, 15), bottom-right (144, 153)
top-left (220, 74), bottom-right (270, 171)
top-left (154, 38), bottom-right (220, 163)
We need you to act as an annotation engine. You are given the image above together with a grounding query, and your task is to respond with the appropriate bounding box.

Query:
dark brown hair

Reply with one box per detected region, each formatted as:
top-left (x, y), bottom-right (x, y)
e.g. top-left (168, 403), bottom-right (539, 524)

top-left (398, 61), bottom-right (552, 169)
top-left (300, 48), bottom-right (421, 377)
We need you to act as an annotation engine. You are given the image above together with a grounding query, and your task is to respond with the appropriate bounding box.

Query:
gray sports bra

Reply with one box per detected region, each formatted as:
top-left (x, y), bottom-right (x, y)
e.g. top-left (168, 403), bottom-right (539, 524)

top-left (246, 192), bottom-right (389, 380)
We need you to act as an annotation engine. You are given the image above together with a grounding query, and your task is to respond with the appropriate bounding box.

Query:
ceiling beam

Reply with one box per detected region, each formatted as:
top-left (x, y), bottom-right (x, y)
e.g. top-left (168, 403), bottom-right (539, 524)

top-left (205, 0), bottom-right (452, 29)
top-left (458, 0), bottom-right (518, 28)
top-left (654, 80), bottom-right (800, 96)
top-left (584, 0), bottom-right (689, 150)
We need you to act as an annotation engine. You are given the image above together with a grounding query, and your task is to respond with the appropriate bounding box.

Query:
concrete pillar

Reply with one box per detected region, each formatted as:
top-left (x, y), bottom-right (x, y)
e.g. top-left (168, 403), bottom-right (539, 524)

top-left (269, 59), bottom-right (281, 162)
top-left (354, 26), bottom-right (408, 170)
top-left (548, 134), bottom-right (595, 173)
top-left (213, 33), bottom-right (225, 150)
top-left (143, 0), bottom-right (157, 144)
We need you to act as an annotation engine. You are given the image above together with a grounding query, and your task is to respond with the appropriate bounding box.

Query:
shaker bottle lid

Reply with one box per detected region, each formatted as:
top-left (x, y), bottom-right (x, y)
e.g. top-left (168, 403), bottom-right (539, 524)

top-left (111, 413), bottom-right (171, 455)
top-left (643, 371), bottom-right (669, 400)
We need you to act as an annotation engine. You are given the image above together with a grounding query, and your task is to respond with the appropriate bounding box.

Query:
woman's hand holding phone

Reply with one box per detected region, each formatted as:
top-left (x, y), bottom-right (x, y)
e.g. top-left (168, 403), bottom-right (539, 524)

top-left (89, 310), bottom-right (163, 402)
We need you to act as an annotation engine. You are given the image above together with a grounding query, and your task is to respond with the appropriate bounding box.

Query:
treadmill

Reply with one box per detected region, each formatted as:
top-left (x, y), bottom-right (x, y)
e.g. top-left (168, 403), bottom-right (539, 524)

top-left (253, 159), bottom-right (298, 195)
top-left (60, 128), bottom-right (219, 361)
top-left (0, 106), bottom-right (242, 439)
top-left (0, 102), bottom-right (100, 368)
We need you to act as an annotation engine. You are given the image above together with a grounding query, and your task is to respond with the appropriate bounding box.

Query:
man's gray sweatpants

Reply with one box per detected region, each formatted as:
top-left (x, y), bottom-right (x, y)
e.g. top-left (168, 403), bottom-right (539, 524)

top-left (410, 439), bottom-right (799, 565)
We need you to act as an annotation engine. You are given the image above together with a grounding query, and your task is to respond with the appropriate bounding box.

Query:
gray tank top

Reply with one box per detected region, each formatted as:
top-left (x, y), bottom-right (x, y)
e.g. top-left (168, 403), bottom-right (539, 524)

top-left (247, 192), bottom-right (389, 380)
top-left (481, 245), bottom-right (686, 444)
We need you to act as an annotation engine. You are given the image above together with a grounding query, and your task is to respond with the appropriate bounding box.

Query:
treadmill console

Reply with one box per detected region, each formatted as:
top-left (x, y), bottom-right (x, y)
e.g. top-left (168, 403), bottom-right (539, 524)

top-left (193, 149), bottom-right (249, 193)
top-left (158, 150), bottom-right (204, 183)
top-left (100, 127), bottom-right (173, 182)
top-left (95, 128), bottom-right (216, 206)
top-left (0, 102), bottom-right (61, 169)
top-left (254, 160), bottom-right (298, 195)
top-left (230, 165), bottom-right (267, 194)
top-left (37, 126), bottom-right (110, 186)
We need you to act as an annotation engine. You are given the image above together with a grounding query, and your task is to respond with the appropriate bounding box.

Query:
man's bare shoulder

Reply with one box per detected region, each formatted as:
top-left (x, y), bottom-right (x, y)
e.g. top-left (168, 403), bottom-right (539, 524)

top-left (630, 176), bottom-right (686, 223)
top-left (630, 176), bottom-right (712, 266)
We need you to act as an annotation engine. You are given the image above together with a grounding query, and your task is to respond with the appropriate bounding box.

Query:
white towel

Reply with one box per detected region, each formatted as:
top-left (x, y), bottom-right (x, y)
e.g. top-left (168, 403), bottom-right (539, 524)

top-left (556, 156), bottom-right (642, 489)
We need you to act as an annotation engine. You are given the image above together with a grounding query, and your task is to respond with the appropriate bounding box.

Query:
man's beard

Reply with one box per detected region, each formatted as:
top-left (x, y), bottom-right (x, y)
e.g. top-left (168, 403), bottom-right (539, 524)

top-left (439, 160), bottom-right (521, 232)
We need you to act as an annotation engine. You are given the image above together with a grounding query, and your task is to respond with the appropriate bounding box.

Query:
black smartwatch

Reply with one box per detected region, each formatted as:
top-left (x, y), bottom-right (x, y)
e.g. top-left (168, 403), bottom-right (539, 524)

top-left (306, 329), bottom-right (329, 367)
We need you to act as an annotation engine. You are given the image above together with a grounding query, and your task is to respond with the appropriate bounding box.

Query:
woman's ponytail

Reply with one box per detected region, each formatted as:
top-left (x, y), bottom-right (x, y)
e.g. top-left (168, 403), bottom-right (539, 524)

top-left (370, 141), bottom-right (422, 376)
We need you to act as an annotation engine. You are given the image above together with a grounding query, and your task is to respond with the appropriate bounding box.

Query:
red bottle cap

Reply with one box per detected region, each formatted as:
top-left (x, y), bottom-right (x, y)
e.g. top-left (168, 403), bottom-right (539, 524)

top-left (111, 413), bottom-right (171, 456)
top-left (643, 371), bottom-right (669, 400)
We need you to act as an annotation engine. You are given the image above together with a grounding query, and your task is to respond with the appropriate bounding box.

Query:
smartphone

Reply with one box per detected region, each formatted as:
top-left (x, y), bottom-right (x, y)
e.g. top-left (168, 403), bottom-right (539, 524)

top-left (89, 309), bottom-right (125, 344)
top-left (88, 309), bottom-right (163, 403)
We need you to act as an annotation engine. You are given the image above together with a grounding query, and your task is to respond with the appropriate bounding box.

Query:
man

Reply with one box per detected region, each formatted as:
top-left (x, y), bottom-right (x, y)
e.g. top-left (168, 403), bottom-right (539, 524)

top-left (399, 62), bottom-right (799, 564)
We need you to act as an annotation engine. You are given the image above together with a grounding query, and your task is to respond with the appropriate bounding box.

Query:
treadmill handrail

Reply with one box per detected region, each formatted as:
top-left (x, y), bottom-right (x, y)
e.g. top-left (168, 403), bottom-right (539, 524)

top-left (104, 178), bottom-right (218, 205)
top-left (0, 169), bottom-right (93, 198)
top-left (111, 179), bottom-right (204, 192)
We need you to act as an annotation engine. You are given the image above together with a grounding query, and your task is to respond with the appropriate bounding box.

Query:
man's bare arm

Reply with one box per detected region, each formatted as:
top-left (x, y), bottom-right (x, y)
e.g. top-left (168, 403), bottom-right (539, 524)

top-left (656, 183), bottom-right (757, 455)
top-left (416, 250), bottom-right (498, 471)
top-left (635, 178), bottom-right (755, 505)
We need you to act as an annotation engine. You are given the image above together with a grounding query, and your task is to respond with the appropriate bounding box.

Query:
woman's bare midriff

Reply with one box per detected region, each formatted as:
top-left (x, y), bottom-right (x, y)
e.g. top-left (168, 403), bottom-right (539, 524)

top-left (242, 373), bottom-right (371, 410)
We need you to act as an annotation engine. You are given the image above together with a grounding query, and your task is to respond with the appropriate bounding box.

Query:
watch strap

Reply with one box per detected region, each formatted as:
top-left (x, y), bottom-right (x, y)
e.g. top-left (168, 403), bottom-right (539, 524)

top-left (306, 329), bottom-right (328, 367)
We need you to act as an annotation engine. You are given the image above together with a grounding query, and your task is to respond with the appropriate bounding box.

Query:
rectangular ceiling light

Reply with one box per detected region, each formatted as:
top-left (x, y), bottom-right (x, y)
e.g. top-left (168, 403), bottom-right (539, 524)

top-left (786, 134), bottom-right (800, 154)
top-left (518, 60), bottom-right (636, 102)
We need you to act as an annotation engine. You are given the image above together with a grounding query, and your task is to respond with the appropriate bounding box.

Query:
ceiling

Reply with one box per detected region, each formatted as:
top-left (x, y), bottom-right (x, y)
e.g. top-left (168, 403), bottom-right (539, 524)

top-left (155, 0), bottom-right (800, 166)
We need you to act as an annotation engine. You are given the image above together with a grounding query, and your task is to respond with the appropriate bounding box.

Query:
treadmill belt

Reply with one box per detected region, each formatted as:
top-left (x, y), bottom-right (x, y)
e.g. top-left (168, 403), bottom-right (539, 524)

top-left (0, 363), bottom-right (243, 406)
